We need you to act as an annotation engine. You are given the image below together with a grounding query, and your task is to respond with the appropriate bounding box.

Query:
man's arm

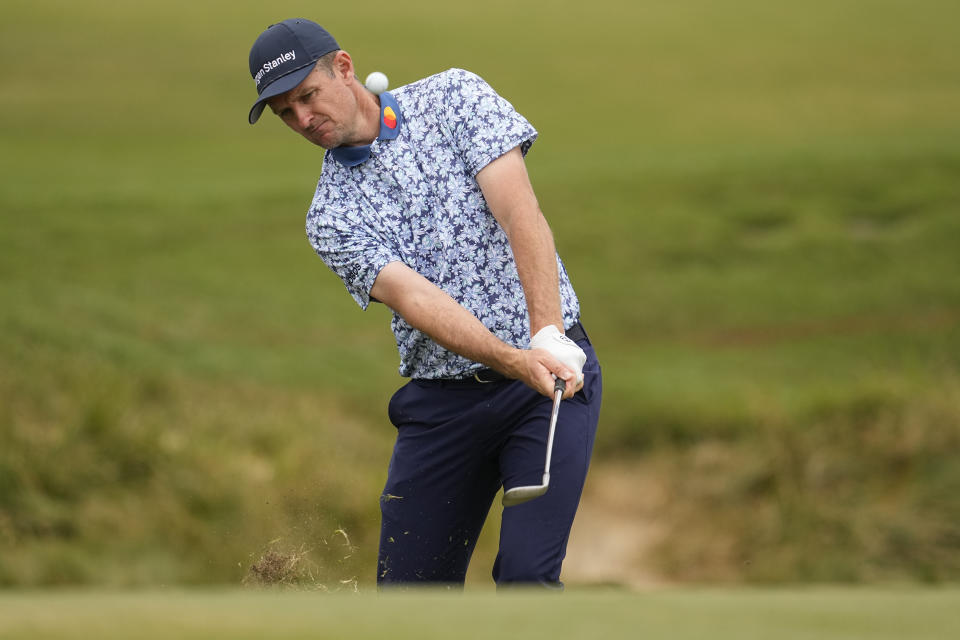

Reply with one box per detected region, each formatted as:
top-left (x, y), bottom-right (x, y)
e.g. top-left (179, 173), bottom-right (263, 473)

top-left (475, 146), bottom-right (564, 338)
top-left (369, 145), bottom-right (582, 398)
top-left (369, 262), bottom-right (576, 398)
top-left (476, 146), bottom-right (585, 389)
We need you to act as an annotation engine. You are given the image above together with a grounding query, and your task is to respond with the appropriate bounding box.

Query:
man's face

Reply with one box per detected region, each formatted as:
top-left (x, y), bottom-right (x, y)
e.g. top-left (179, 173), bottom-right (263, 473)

top-left (267, 55), bottom-right (361, 149)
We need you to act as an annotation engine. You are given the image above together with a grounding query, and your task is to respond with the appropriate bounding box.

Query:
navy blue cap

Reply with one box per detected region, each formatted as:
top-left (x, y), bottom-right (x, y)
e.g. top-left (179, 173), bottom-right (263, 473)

top-left (248, 19), bottom-right (340, 124)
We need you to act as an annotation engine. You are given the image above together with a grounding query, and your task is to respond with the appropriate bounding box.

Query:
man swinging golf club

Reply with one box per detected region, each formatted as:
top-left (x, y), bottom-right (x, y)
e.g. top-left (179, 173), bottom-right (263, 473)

top-left (247, 18), bottom-right (602, 588)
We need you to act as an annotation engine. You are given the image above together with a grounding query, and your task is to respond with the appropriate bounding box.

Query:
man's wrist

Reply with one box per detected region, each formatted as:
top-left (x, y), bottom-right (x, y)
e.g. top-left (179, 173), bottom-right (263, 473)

top-left (493, 345), bottom-right (526, 380)
top-left (530, 320), bottom-right (565, 337)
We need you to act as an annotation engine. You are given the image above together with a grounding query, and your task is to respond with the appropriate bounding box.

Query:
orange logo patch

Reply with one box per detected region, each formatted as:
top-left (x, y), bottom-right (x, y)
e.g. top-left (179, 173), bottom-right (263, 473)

top-left (383, 106), bottom-right (398, 129)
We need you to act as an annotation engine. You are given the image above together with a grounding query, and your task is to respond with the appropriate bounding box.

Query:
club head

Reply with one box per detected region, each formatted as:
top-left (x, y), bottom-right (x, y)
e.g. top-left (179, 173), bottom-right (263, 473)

top-left (502, 473), bottom-right (551, 507)
top-left (502, 484), bottom-right (547, 507)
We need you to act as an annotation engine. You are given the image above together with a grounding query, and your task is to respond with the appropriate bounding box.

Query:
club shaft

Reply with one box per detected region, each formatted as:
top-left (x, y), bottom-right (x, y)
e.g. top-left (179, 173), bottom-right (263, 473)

top-left (542, 386), bottom-right (564, 477)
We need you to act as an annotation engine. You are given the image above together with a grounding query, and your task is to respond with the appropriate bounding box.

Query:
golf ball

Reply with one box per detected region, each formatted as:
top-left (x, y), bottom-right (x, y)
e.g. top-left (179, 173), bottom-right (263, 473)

top-left (365, 71), bottom-right (389, 95)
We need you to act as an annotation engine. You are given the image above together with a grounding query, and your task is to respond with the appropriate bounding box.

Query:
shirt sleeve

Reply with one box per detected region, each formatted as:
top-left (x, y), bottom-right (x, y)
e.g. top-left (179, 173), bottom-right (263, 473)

top-left (306, 186), bottom-right (404, 310)
top-left (438, 69), bottom-right (539, 176)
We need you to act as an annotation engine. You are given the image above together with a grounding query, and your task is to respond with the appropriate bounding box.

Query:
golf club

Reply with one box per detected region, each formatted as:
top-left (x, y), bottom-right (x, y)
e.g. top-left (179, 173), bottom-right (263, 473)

top-left (502, 377), bottom-right (566, 507)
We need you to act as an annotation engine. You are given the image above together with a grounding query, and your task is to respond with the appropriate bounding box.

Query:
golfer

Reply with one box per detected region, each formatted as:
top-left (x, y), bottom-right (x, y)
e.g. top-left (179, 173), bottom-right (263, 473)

top-left (247, 18), bottom-right (602, 588)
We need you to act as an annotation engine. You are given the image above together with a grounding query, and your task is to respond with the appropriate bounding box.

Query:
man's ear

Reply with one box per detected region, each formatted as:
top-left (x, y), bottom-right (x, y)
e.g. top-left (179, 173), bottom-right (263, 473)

top-left (332, 50), bottom-right (355, 82)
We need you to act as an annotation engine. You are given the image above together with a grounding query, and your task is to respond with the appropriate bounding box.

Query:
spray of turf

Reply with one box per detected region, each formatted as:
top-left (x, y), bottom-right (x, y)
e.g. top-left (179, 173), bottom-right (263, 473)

top-left (242, 529), bottom-right (359, 592)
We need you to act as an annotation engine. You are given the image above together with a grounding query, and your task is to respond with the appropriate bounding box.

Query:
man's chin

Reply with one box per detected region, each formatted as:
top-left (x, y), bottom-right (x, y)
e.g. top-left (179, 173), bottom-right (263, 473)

top-left (307, 135), bottom-right (336, 150)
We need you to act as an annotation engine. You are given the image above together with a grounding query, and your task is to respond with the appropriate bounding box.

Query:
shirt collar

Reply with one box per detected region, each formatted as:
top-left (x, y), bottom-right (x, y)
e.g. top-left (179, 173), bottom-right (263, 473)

top-left (328, 91), bottom-right (402, 167)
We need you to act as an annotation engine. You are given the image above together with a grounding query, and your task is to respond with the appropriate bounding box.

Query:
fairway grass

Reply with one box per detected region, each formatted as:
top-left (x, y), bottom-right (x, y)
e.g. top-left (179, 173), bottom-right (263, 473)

top-left (0, 588), bottom-right (958, 640)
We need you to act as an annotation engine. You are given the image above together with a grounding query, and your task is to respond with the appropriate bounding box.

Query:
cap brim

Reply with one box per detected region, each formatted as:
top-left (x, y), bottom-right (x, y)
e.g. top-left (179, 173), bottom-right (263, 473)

top-left (248, 64), bottom-right (315, 124)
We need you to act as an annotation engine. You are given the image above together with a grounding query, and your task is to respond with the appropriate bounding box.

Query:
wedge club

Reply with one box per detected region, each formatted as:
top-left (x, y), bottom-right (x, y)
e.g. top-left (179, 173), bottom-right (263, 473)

top-left (502, 377), bottom-right (566, 507)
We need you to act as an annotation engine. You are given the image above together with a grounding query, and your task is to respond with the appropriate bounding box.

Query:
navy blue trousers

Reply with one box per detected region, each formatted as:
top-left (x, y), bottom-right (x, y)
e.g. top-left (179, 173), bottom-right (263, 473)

top-left (377, 333), bottom-right (601, 588)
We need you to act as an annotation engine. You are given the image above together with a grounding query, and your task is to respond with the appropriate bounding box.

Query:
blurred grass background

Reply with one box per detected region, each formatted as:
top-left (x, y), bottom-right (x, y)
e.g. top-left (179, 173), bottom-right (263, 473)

top-left (1, 0), bottom-right (958, 588)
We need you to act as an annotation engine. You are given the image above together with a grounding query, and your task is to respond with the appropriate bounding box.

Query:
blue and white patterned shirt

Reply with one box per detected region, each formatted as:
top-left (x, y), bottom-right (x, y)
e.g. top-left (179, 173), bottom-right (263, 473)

top-left (306, 68), bottom-right (580, 379)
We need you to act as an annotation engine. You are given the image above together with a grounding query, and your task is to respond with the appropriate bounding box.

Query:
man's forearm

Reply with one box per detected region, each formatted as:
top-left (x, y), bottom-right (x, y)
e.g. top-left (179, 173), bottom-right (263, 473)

top-left (475, 147), bottom-right (566, 337)
top-left (502, 206), bottom-right (564, 336)
top-left (371, 261), bottom-right (578, 398)
top-left (370, 261), bottom-right (523, 376)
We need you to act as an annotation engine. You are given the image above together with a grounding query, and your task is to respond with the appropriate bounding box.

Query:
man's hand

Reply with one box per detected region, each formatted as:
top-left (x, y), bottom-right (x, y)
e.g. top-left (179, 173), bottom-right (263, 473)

top-left (528, 325), bottom-right (586, 398)
top-left (510, 347), bottom-right (578, 399)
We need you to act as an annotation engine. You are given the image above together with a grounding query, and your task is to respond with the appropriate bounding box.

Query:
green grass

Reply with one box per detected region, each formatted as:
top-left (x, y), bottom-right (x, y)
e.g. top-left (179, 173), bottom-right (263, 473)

top-left (1, 0), bottom-right (959, 587)
top-left (0, 588), bottom-right (958, 640)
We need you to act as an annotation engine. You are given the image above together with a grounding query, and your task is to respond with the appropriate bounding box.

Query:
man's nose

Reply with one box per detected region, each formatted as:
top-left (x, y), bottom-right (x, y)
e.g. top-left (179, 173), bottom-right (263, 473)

top-left (293, 104), bottom-right (313, 130)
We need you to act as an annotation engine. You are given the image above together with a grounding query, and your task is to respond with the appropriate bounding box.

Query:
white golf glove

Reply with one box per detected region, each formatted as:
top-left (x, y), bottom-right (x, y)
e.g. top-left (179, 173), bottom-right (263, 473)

top-left (530, 325), bottom-right (586, 386)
